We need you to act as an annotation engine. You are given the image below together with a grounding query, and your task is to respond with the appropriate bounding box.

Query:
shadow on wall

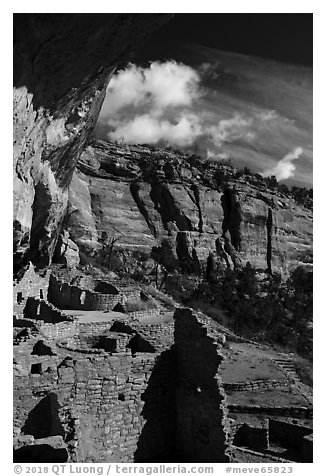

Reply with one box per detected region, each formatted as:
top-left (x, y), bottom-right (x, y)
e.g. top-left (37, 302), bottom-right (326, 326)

top-left (110, 320), bottom-right (135, 334)
top-left (21, 393), bottom-right (65, 440)
top-left (174, 308), bottom-right (230, 462)
top-left (93, 281), bottom-right (119, 294)
top-left (126, 335), bottom-right (156, 357)
top-left (14, 445), bottom-right (68, 463)
top-left (134, 347), bottom-right (177, 462)
top-left (24, 297), bottom-right (68, 324)
top-left (32, 340), bottom-right (56, 356)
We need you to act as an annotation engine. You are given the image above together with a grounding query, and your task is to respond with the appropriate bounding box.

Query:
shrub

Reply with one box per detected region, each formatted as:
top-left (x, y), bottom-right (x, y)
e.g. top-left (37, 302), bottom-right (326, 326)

top-left (124, 300), bottom-right (158, 313)
top-left (293, 356), bottom-right (313, 387)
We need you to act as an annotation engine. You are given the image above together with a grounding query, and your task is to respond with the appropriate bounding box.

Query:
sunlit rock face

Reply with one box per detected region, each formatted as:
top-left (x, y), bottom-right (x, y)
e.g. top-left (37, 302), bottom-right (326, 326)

top-left (13, 13), bottom-right (171, 274)
top-left (66, 140), bottom-right (312, 275)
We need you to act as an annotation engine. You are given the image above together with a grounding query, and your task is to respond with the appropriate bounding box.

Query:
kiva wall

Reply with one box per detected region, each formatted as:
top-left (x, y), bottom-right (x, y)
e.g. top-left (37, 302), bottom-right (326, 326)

top-left (48, 275), bottom-right (123, 311)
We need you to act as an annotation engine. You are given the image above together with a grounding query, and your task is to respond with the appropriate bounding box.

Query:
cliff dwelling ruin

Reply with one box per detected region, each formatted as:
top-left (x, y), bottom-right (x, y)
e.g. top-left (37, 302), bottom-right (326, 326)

top-left (13, 264), bottom-right (312, 463)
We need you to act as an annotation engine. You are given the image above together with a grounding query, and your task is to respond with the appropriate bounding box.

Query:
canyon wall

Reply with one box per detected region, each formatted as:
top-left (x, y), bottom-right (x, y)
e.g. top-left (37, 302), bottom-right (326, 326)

top-left (13, 15), bottom-right (312, 277)
top-left (65, 140), bottom-right (313, 275)
top-left (13, 14), bottom-right (171, 274)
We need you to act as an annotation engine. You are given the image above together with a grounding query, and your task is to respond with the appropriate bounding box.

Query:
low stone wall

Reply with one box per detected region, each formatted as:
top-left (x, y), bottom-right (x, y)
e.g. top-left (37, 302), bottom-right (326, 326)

top-left (230, 446), bottom-right (291, 463)
top-left (54, 320), bottom-right (175, 356)
top-left (229, 416), bottom-right (313, 462)
top-left (174, 308), bottom-right (230, 462)
top-left (37, 321), bottom-right (79, 340)
top-left (128, 309), bottom-right (160, 320)
top-left (224, 379), bottom-right (288, 392)
top-left (58, 332), bottom-right (132, 355)
top-left (229, 404), bottom-right (313, 419)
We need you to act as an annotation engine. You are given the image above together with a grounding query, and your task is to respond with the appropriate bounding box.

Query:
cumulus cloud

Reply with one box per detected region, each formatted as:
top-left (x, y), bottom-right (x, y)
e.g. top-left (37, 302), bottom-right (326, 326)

top-left (262, 147), bottom-right (303, 181)
top-left (254, 109), bottom-right (295, 128)
top-left (255, 109), bottom-right (279, 122)
top-left (109, 113), bottom-right (202, 147)
top-left (102, 61), bottom-right (201, 117)
top-left (97, 61), bottom-right (259, 150)
top-left (97, 61), bottom-right (288, 160)
top-left (208, 113), bottom-right (255, 147)
top-left (92, 55), bottom-right (312, 185)
top-left (198, 62), bottom-right (222, 81)
top-left (96, 61), bottom-right (206, 147)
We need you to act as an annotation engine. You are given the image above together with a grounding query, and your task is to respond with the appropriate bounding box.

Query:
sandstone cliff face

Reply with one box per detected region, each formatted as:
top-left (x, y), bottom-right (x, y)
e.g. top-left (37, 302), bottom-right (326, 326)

top-left (13, 14), bottom-right (171, 273)
top-left (65, 140), bottom-right (313, 274)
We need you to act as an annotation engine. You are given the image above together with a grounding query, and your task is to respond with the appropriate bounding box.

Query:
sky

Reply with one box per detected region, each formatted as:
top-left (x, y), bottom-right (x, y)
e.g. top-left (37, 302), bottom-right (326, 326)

top-left (134, 14), bottom-right (313, 67)
top-left (94, 14), bottom-right (313, 187)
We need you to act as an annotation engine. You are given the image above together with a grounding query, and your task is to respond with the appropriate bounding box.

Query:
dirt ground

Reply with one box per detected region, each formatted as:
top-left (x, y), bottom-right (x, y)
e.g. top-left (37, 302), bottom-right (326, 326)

top-left (226, 387), bottom-right (308, 407)
top-left (61, 309), bottom-right (174, 324)
top-left (220, 342), bottom-right (286, 383)
top-left (61, 309), bottom-right (126, 323)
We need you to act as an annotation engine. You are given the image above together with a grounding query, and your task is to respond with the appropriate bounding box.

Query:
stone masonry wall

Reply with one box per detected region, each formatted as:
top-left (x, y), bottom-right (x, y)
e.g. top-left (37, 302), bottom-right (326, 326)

top-left (17, 306), bottom-right (294, 462)
top-left (14, 318), bottom-right (176, 463)
top-left (13, 264), bottom-right (51, 317)
top-left (229, 404), bottom-right (312, 419)
top-left (174, 308), bottom-right (230, 462)
top-left (48, 275), bottom-right (123, 311)
top-left (71, 351), bottom-right (176, 462)
top-left (224, 379), bottom-right (289, 392)
top-left (122, 289), bottom-right (142, 302)
top-left (133, 322), bottom-right (175, 353)
top-left (230, 447), bottom-right (291, 463)
top-left (128, 309), bottom-right (161, 320)
top-left (36, 321), bottom-right (79, 340)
